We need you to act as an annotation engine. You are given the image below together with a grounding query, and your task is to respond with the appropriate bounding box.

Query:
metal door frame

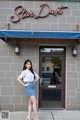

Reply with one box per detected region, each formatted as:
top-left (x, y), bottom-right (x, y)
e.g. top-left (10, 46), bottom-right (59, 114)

top-left (39, 46), bottom-right (65, 109)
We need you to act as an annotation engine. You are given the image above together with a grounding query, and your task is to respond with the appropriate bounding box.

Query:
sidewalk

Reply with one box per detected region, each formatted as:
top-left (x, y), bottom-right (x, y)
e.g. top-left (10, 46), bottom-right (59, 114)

top-left (0, 110), bottom-right (80, 120)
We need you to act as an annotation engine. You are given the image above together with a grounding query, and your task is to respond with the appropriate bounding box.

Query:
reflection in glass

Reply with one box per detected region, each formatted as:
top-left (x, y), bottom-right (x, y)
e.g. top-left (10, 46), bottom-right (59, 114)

top-left (42, 56), bottom-right (62, 85)
top-left (41, 56), bottom-right (62, 108)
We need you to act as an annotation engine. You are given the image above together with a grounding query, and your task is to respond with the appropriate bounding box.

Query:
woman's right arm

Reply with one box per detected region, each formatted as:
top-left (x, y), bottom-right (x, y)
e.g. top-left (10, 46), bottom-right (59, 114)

top-left (17, 71), bottom-right (30, 87)
top-left (17, 78), bottom-right (30, 87)
top-left (17, 71), bottom-right (25, 86)
top-left (17, 78), bottom-right (25, 86)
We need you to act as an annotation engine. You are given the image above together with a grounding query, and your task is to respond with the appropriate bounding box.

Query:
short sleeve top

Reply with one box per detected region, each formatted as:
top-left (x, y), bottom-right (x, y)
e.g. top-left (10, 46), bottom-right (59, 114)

top-left (18, 69), bottom-right (39, 82)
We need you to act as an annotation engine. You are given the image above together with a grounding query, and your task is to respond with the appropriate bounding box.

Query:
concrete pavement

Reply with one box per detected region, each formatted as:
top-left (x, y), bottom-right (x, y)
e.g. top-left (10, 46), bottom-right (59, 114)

top-left (0, 110), bottom-right (80, 120)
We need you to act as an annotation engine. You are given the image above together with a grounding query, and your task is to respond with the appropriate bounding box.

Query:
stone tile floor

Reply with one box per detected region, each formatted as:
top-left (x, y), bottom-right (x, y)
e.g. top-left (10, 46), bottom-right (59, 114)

top-left (0, 110), bottom-right (80, 120)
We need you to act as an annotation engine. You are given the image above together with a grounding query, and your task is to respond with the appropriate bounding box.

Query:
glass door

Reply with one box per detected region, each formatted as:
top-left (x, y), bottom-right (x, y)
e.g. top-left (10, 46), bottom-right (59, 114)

top-left (39, 47), bottom-right (65, 108)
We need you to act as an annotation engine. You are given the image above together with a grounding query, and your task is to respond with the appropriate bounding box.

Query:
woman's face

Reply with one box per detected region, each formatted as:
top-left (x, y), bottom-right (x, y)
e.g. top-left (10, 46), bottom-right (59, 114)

top-left (25, 62), bottom-right (31, 69)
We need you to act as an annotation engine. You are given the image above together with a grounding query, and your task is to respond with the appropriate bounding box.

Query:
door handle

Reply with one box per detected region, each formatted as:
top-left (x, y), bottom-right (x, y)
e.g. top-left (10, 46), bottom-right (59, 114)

top-left (48, 85), bottom-right (56, 88)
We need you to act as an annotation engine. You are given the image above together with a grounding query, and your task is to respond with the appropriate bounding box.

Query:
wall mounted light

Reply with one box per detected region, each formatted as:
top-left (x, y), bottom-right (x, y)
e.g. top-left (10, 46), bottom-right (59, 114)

top-left (14, 44), bottom-right (20, 55)
top-left (72, 46), bottom-right (77, 57)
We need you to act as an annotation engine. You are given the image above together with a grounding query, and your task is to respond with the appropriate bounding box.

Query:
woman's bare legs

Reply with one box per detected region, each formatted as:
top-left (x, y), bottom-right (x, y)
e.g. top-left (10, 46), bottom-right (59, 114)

top-left (30, 96), bottom-right (39, 120)
top-left (27, 98), bottom-right (33, 120)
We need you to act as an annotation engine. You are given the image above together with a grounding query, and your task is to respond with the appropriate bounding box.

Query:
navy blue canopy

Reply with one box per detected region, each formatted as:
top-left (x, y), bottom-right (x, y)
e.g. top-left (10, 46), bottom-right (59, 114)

top-left (0, 30), bottom-right (80, 39)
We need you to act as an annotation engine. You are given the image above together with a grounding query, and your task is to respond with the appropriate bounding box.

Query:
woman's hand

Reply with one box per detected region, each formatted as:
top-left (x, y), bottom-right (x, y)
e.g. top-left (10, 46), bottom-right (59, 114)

top-left (24, 83), bottom-right (30, 87)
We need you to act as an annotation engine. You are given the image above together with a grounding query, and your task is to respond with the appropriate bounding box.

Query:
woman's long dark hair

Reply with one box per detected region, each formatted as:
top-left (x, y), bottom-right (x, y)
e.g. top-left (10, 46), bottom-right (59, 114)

top-left (23, 59), bottom-right (35, 79)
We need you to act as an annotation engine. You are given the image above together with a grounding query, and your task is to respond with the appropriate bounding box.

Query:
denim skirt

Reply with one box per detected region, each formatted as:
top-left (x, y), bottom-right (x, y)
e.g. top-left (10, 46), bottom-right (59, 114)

top-left (24, 81), bottom-right (35, 96)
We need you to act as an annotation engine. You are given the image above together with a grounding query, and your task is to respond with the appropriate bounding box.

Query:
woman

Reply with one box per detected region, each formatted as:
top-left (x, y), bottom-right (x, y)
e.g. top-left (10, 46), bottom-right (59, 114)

top-left (17, 59), bottom-right (40, 120)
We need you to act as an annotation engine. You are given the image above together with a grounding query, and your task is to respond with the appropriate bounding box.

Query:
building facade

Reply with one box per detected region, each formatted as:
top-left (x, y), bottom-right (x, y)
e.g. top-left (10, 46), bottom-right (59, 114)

top-left (0, 1), bottom-right (80, 111)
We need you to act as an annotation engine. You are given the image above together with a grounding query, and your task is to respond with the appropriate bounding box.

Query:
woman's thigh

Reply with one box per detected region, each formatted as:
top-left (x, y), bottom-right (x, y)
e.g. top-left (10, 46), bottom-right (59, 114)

top-left (30, 96), bottom-right (37, 104)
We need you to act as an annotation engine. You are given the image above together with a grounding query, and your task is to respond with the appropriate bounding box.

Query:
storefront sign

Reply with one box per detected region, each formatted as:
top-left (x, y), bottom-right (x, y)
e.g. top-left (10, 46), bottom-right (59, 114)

top-left (10, 3), bottom-right (68, 23)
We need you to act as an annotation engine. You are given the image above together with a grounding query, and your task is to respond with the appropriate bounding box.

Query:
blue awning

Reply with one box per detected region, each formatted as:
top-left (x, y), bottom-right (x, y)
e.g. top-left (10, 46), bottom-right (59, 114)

top-left (0, 30), bottom-right (80, 39)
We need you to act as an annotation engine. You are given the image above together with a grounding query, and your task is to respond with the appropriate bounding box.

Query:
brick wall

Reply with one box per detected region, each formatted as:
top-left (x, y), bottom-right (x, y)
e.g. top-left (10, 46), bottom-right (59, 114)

top-left (0, 1), bottom-right (80, 111)
top-left (0, 38), bottom-right (39, 111)
top-left (66, 44), bottom-right (80, 110)
top-left (0, 1), bottom-right (80, 31)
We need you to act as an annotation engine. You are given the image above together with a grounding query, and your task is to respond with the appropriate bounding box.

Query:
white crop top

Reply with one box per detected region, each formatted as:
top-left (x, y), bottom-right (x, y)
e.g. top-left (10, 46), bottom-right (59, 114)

top-left (18, 69), bottom-right (39, 82)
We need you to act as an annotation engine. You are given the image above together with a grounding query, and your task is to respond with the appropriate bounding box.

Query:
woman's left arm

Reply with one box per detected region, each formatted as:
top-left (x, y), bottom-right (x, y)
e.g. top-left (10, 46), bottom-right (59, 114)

top-left (34, 72), bottom-right (40, 83)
